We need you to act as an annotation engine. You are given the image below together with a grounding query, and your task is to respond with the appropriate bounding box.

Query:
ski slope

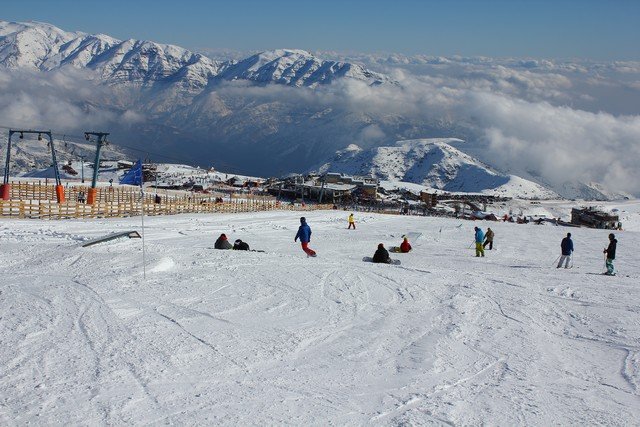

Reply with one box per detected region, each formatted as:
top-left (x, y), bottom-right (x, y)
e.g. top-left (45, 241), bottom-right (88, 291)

top-left (1, 205), bottom-right (639, 424)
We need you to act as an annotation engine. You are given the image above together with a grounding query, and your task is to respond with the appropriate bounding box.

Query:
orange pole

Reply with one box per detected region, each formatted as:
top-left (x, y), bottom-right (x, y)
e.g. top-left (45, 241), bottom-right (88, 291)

top-left (55, 184), bottom-right (65, 203)
top-left (87, 187), bottom-right (98, 205)
top-left (0, 183), bottom-right (10, 200)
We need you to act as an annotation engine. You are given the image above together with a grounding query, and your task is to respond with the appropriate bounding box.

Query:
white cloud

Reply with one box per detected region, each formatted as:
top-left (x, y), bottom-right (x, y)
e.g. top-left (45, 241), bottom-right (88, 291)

top-left (0, 68), bottom-right (145, 132)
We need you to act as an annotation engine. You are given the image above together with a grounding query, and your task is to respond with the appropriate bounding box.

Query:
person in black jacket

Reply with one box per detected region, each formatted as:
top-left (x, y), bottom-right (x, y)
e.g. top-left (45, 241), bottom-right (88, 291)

top-left (603, 233), bottom-right (617, 275)
top-left (557, 232), bottom-right (574, 268)
top-left (372, 243), bottom-right (391, 264)
top-left (233, 239), bottom-right (250, 251)
top-left (214, 233), bottom-right (232, 250)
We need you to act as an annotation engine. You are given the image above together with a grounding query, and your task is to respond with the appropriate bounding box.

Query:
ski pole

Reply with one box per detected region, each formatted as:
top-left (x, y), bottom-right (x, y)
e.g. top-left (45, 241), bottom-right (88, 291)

top-left (569, 253), bottom-right (574, 269)
top-left (551, 255), bottom-right (561, 267)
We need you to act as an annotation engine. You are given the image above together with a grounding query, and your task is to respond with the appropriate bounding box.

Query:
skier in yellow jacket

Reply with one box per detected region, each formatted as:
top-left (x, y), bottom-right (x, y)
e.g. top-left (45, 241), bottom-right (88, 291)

top-left (348, 213), bottom-right (356, 229)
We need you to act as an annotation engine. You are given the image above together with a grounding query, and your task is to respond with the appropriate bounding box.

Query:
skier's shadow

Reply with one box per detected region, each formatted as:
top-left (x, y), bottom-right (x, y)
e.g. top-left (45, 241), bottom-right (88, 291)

top-left (509, 265), bottom-right (544, 269)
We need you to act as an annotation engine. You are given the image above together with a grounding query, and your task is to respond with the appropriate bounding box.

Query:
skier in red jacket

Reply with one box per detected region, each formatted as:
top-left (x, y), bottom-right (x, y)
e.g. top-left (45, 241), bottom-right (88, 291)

top-left (400, 236), bottom-right (412, 253)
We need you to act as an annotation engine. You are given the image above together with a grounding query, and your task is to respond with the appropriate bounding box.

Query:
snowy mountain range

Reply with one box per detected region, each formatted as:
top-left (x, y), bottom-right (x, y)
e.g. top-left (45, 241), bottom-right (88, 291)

top-left (0, 20), bottom-right (631, 200)
top-left (315, 139), bottom-right (559, 199)
top-left (0, 21), bottom-right (386, 90)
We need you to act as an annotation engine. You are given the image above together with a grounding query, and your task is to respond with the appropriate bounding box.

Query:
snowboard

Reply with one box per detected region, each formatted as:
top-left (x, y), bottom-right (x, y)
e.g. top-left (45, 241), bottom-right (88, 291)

top-left (586, 272), bottom-right (628, 277)
top-left (362, 256), bottom-right (401, 265)
top-left (404, 232), bottom-right (422, 241)
top-left (390, 246), bottom-right (411, 253)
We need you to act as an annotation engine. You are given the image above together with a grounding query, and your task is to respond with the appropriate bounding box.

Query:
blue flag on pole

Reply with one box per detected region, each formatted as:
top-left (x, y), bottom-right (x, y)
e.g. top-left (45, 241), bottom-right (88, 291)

top-left (119, 159), bottom-right (143, 185)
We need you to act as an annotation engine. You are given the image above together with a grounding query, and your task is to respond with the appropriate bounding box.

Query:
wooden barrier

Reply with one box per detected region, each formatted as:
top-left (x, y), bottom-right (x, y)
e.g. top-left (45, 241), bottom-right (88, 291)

top-left (0, 182), bottom-right (333, 220)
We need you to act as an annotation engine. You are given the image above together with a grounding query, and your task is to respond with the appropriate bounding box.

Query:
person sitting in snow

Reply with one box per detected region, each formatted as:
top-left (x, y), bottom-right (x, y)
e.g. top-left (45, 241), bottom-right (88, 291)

top-left (233, 239), bottom-right (250, 251)
top-left (214, 233), bottom-right (232, 250)
top-left (399, 236), bottom-right (412, 253)
top-left (373, 243), bottom-right (391, 263)
top-left (294, 217), bottom-right (316, 257)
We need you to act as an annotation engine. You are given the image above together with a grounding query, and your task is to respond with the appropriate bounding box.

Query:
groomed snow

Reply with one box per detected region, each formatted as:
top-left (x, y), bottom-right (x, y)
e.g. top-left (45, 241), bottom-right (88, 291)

top-left (1, 205), bottom-right (639, 424)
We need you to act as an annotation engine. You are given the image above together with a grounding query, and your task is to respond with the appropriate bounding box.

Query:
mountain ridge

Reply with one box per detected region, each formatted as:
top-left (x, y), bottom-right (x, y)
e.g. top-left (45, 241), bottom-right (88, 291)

top-left (0, 21), bottom-right (386, 90)
top-left (314, 138), bottom-right (560, 199)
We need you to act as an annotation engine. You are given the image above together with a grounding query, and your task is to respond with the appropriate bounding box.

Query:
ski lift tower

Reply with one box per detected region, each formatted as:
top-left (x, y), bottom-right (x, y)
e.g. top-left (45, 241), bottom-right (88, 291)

top-left (84, 131), bottom-right (109, 205)
top-left (2, 129), bottom-right (65, 202)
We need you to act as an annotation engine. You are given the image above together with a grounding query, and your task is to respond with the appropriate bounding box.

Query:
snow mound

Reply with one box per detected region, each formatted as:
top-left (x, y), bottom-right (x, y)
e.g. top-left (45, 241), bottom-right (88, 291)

top-left (316, 138), bottom-right (559, 199)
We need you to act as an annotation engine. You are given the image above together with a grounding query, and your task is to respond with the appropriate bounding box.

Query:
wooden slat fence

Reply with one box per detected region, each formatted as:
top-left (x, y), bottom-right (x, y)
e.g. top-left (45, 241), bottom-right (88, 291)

top-left (1, 182), bottom-right (332, 220)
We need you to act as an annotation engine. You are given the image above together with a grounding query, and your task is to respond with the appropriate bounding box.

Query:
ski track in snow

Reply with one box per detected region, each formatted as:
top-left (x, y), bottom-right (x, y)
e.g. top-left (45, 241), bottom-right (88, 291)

top-left (1, 205), bottom-right (640, 424)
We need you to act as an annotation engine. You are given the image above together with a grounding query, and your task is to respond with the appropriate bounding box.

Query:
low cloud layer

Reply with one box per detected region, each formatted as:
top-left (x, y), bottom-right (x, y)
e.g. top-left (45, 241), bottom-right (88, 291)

top-left (0, 68), bottom-right (144, 136)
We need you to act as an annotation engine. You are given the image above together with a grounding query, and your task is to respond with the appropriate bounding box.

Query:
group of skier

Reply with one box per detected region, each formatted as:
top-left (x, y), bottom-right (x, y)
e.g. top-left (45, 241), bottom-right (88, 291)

top-left (473, 227), bottom-right (495, 257)
top-left (214, 212), bottom-right (621, 274)
top-left (557, 232), bottom-right (618, 275)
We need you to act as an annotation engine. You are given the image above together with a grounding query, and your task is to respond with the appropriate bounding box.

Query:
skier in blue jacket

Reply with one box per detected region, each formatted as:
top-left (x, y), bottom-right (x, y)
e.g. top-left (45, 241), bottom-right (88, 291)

top-left (294, 217), bottom-right (316, 257)
top-left (557, 232), bottom-right (573, 268)
top-left (474, 226), bottom-right (485, 257)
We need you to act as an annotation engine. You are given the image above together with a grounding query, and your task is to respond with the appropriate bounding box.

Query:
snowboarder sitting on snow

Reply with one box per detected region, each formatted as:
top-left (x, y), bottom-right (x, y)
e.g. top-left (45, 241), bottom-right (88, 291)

top-left (483, 228), bottom-right (494, 250)
top-left (474, 227), bottom-right (485, 257)
top-left (399, 236), bottom-right (412, 253)
top-left (214, 233), bottom-right (232, 250)
top-left (294, 217), bottom-right (316, 257)
top-left (348, 213), bottom-right (356, 229)
top-left (233, 239), bottom-right (250, 251)
top-left (603, 233), bottom-right (617, 275)
top-left (373, 243), bottom-right (391, 264)
top-left (557, 232), bottom-right (573, 268)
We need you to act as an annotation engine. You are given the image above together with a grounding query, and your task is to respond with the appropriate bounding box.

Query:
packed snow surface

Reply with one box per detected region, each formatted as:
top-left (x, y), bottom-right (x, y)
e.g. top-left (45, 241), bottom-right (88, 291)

top-left (1, 204), bottom-right (640, 424)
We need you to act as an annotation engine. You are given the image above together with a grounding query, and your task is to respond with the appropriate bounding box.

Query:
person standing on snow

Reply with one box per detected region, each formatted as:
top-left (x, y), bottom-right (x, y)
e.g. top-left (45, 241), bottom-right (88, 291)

top-left (474, 227), bottom-right (485, 257)
top-left (557, 232), bottom-right (573, 268)
top-left (603, 233), bottom-right (617, 275)
top-left (400, 236), bottom-right (412, 253)
top-left (483, 227), bottom-right (494, 250)
top-left (214, 233), bottom-right (232, 250)
top-left (372, 243), bottom-right (391, 263)
top-left (295, 217), bottom-right (317, 257)
top-left (348, 213), bottom-right (356, 230)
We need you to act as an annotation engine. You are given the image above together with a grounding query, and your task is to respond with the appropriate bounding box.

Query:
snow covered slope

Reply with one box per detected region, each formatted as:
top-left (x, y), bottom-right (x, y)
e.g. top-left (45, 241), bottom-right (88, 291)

top-left (0, 21), bottom-right (385, 90)
top-left (1, 207), bottom-right (639, 424)
top-left (316, 138), bottom-right (559, 199)
top-left (216, 49), bottom-right (386, 87)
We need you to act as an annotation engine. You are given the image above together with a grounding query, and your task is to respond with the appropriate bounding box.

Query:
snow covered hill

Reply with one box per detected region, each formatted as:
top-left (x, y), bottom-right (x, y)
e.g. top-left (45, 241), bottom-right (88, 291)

top-left (1, 207), bottom-right (639, 424)
top-left (0, 21), bottom-right (386, 90)
top-left (0, 21), bottom-right (220, 92)
top-left (315, 138), bottom-right (559, 199)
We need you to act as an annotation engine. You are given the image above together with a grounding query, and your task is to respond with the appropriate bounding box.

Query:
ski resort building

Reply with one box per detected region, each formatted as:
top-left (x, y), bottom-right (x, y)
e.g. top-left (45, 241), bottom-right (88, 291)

top-left (268, 174), bottom-right (379, 203)
top-left (570, 207), bottom-right (620, 229)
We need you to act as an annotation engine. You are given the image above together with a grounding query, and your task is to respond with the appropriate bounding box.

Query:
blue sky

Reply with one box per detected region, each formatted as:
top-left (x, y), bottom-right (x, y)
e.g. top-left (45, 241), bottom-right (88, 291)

top-left (3, 0), bottom-right (639, 60)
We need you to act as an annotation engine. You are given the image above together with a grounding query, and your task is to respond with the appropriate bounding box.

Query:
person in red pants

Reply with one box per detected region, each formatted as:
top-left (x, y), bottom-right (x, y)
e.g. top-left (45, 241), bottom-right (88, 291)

top-left (294, 216), bottom-right (316, 257)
